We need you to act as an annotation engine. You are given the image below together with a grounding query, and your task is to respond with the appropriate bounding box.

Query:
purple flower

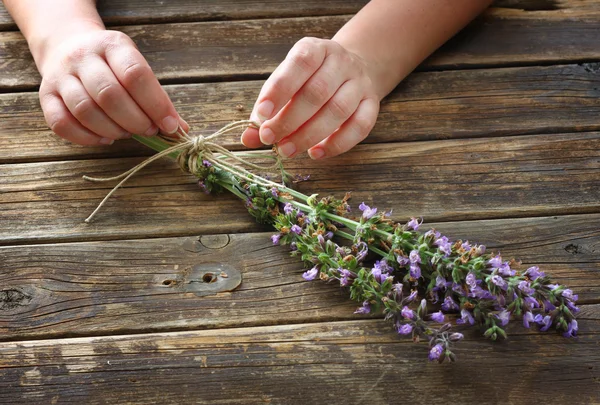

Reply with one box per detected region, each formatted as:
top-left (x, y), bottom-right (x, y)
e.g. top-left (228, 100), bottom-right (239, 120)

top-left (283, 203), bottom-right (294, 215)
top-left (523, 296), bottom-right (540, 310)
top-left (302, 267), bottom-right (319, 281)
top-left (518, 280), bottom-right (535, 296)
top-left (457, 309), bottom-right (475, 325)
top-left (202, 159), bottom-right (212, 167)
top-left (498, 262), bottom-right (516, 277)
top-left (396, 254), bottom-right (410, 267)
top-left (354, 301), bottom-right (371, 315)
top-left (398, 323), bottom-right (413, 335)
top-left (535, 314), bottom-right (553, 332)
top-left (563, 320), bottom-right (578, 338)
top-left (325, 231), bottom-right (334, 240)
top-left (435, 275), bottom-right (450, 291)
top-left (401, 306), bottom-right (415, 320)
top-left (289, 242), bottom-right (297, 251)
top-left (428, 344), bottom-right (444, 362)
top-left (548, 284), bottom-right (560, 290)
top-left (496, 310), bottom-right (511, 326)
top-left (339, 269), bottom-right (355, 287)
top-left (473, 244), bottom-right (486, 256)
top-left (449, 333), bottom-right (464, 342)
top-left (405, 290), bottom-right (418, 303)
top-left (372, 270), bottom-right (391, 285)
top-left (430, 311), bottom-right (445, 323)
top-left (566, 300), bottom-right (580, 314)
top-left (452, 283), bottom-right (466, 296)
top-left (409, 250), bottom-right (421, 264)
top-left (469, 286), bottom-right (494, 300)
top-left (461, 241), bottom-right (472, 251)
top-left (317, 234), bottom-right (326, 247)
top-left (488, 254), bottom-right (503, 269)
top-left (393, 283), bottom-right (404, 297)
top-left (290, 225), bottom-right (302, 235)
top-left (466, 272), bottom-right (477, 289)
top-left (406, 217), bottom-right (422, 231)
top-left (409, 263), bottom-right (421, 279)
top-left (358, 202), bottom-right (378, 219)
top-left (524, 266), bottom-right (545, 280)
top-left (441, 296), bottom-right (459, 312)
top-left (523, 311), bottom-right (534, 328)
top-left (435, 236), bottom-right (452, 256)
top-left (354, 242), bottom-right (368, 262)
top-left (270, 187), bottom-right (278, 198)
top-left (562, 289), bottom-right (578, 302)
top-left (491, 275), bottom-right (508, 290)
top-left (542, 299), bottom-right (556, 313)
top-left (271, 234), bottom-right (281, 245)
top-left (424, 229), bottom-right (441, 240)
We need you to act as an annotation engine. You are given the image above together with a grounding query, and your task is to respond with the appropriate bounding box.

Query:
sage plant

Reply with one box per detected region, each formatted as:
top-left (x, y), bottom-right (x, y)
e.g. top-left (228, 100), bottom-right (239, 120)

top-left (127, 131), bottom-right (580, 362)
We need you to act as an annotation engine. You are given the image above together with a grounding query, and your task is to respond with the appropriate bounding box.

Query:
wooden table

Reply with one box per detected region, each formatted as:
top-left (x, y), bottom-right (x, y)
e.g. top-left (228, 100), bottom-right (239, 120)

top-left (1, 1), bottom-right (599, 403)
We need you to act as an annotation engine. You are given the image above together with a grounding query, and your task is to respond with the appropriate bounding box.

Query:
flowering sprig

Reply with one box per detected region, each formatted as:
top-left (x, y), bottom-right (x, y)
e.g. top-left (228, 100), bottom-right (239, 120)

top-left (133, 134), bottom-right (579, 362)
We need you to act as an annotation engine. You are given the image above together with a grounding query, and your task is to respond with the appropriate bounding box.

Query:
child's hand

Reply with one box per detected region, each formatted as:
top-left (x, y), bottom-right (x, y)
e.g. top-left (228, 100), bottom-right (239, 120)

top-left (37, 26), bottom-right (188, 146)
top-left (241, 37), bottom-right (380, 159)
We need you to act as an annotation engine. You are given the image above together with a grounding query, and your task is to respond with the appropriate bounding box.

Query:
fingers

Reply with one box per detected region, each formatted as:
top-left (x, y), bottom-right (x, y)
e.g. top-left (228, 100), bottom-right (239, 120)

top-left (40, 92), bottom-right (111, 146)
top-left (240, 38), bottom-right (328, 148)
top-left (77, 55), bottom-right (158, 137)
top-left (308, 97), bottom-right (379, 159)
top-left (105, 41), bottom-right (185, 135)
top-left (261, 50), bottom-right (350, 145)
top-left (59, 75), bottom-right (130, 140)
top-left (276, 79), bottom-right (361, 158)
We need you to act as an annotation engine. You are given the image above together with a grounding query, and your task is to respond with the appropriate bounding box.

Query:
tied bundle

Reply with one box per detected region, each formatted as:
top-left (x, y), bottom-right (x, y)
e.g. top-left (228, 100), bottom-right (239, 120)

top-left (84, 121), bottom-right (580, 362)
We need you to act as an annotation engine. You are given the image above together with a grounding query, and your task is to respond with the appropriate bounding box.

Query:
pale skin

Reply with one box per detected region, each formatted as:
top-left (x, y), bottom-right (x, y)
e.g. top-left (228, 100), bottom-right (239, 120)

top-left (4, 0), bottom-right (492, 155)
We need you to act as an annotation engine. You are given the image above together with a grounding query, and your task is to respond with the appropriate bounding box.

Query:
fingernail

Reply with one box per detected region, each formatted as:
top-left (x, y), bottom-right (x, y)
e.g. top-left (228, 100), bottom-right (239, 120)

top-left (144, 124), bottom-right (159, 137)
top-left (121, 132), bottom-right (133, 139)
top-left (260, 127), bottom-right (275, 145)
top-left (308, 148), bottom-right (325, 160)
top-left (257, 100), bottom-right (274, 122)
top-left (162, 116), bottom-right (179, 134)
top-left (278, 141), bottom-right (296, 158)
top-left (100, 138), bottom-right (115, 145)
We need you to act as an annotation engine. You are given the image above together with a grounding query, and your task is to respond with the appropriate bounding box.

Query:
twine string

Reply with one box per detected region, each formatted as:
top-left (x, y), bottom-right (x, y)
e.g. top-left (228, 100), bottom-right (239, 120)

top-left (83, 120), bottom-right (284, 223)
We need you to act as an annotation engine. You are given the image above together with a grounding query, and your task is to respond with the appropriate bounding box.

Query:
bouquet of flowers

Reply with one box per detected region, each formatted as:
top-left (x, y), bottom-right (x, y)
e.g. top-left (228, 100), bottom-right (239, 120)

top-left (85, 121), bottom-right (579, 363)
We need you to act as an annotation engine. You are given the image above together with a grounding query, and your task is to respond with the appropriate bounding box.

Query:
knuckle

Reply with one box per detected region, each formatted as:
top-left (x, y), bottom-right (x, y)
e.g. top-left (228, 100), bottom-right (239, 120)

top-left (72, 97), bottom-right (96, 118)
top-left (328, 96), bottom-right (354, 120)
top-left (49, 116), bottom-right (70, 136)
top-left (289, 41), bottom-right (322, 73)
top-left (353, 114), bottom-right (375, 138)
top-left (121, 62), bottom-right (152, 88)
top-left (303, 78), bottom-right (330, 107)
top-left (61, 46), bottom-right (88, 66)
top-left (96, 82), bottom-right (120, 104)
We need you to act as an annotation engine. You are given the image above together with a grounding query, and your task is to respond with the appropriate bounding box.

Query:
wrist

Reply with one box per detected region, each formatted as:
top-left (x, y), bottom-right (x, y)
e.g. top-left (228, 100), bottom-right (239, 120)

top-left (29, 18), bottom-right (105, 75)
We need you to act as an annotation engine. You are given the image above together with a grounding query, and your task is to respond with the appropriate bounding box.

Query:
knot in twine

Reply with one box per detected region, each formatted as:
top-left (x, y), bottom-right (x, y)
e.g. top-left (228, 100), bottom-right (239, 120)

top-left (83, 120), bottom-right (284, 223)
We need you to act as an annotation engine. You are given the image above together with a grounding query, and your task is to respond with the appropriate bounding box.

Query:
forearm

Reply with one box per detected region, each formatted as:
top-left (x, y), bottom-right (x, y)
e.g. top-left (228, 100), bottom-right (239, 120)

top-left (333, 0), bottom-right (493, 99)
top-left (2, 0), bottom-right (104, 72)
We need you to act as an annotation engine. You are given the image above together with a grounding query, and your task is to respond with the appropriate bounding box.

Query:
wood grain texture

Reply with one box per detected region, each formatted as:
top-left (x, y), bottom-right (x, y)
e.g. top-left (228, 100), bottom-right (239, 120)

top-left (2, 8), bottom-right (600, 90)
top-left (1, 0), bottom-right (595, 30)
top-left (0, 0), bottom-right (369, 31)
top-left (2, 63), bottom-right (599, 164)
top-left (0, 311), bottom-right (598, 405)
top-left (0, 213), bottom-right (598, 340)
top-left (1, 132), bottom-right (599, 245)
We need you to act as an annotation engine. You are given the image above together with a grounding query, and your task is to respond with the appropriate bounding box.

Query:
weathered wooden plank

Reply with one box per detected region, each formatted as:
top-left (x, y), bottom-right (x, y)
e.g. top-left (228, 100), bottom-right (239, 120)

top-left (2, 8), bottom-right (600, 90)
top-left (0, 311), bottom-right (598, 405)
top-left (1, 132), bottom-right (599, 244)
top-left (2, 63), bottom-right (599, 164)
top-left (0, 213), bottom-right (598, 340)
top-left (0, 0), bottom-right (594, 31)
top-left (0, 0), bottom-right (370, 31)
